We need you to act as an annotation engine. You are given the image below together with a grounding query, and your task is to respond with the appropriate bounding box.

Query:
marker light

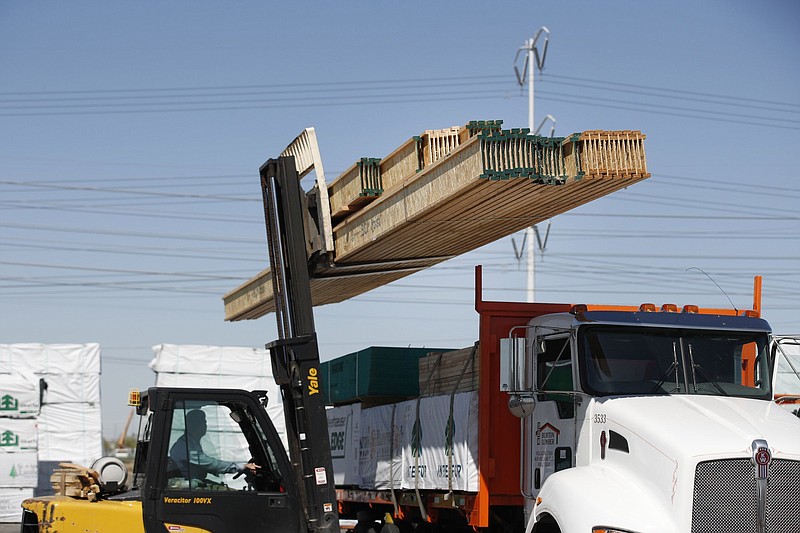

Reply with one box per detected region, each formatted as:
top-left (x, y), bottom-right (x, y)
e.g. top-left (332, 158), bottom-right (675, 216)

top-left (682, 305), bottom-right (699, 314)
top-left (638, 303), bottom-right (656, 312)
top-left (128, 388), bottom-right (141, 407)
top-left (661, 304), bottom-right (678, 313)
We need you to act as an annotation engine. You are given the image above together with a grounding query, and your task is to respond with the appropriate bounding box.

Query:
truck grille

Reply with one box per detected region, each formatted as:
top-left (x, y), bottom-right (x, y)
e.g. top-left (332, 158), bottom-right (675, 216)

top-left (692, 459), bottom-right (800, 533)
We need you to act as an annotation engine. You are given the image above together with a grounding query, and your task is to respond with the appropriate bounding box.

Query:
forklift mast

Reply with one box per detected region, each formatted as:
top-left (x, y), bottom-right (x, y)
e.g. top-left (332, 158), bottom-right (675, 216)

top-left (260, 156), bottom-right (339, 533)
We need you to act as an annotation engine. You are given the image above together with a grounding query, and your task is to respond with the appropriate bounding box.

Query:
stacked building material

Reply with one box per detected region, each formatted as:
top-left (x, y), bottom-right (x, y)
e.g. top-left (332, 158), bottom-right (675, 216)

top-left (148, 344), bottom-right (286, 449)
top-left (0, 374), bottom-right (39, 522)
top-left (418, 345), bottom-right (479, 397)
top-left (223, 121), bottom-right (649, 321)
top-left (327, 391), bottom-right (479, 492)
top-left (0, 343), bottom-right (102, 506)
top-left (320, 346), bottom-right (455, 406)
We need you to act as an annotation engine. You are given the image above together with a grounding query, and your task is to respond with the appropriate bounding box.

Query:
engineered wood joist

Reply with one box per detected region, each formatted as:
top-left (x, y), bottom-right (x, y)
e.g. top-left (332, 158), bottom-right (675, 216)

top-left (326, 123), bottom-right (496, 223)
top-left (331, 129), bottom-right (648, 263)
top-left (223, 123), bottom-right (649, 321)
top-left (223, 257), bottom-right (448, 321)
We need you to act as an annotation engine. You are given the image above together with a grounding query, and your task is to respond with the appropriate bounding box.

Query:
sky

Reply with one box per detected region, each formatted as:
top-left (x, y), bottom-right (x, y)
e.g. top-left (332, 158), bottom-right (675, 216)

top-left (1, 1), bottom-right (799, 440)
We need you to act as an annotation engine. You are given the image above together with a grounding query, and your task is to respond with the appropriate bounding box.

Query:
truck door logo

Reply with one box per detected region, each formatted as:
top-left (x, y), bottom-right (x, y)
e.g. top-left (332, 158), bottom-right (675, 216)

top-left (536, 423), bottom-right (560, 446)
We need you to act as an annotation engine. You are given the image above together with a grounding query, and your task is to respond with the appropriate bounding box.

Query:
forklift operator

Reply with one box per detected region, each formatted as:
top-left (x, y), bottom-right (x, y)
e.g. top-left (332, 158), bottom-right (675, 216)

top-left (170, 409), bottom-right (260, 481)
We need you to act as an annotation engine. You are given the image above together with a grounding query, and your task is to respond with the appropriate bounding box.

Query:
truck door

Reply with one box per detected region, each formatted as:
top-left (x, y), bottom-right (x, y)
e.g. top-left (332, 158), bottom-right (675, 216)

top-left (145, 390), bottom-right (302, 533)
top-left (523, 333), bottom-right (578, 495)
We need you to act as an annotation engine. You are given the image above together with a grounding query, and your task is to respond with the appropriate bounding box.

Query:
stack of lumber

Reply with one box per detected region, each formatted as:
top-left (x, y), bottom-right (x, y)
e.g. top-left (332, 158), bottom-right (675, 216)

top-left (223, 121), bottom-right (649, 321)
top-left (418, 346), bottom-right (479, 397)
top-left (50, 463), bottom-right (101, 501)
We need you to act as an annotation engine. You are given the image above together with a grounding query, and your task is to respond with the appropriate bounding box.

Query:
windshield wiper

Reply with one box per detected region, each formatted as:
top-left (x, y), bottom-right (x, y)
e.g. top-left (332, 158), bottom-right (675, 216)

top-left (651, 341), bottom-right (681, 394)
top-left (687, 343), bottom-right (728, 396)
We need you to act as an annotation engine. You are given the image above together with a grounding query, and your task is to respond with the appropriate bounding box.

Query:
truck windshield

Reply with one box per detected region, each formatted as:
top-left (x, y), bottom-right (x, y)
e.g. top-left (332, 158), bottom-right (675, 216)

top-left (578, 325), bottom-right (771, 399)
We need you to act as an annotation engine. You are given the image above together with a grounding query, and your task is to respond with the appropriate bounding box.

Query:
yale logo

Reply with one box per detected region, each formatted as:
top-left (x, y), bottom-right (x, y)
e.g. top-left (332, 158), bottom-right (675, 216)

top-left (308, 367), bottom-right (320, 395)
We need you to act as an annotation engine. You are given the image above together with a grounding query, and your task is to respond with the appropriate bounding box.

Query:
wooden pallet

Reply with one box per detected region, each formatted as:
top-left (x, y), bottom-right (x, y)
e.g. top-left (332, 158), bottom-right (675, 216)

top-left (51, 462), bottom-right (101, 501)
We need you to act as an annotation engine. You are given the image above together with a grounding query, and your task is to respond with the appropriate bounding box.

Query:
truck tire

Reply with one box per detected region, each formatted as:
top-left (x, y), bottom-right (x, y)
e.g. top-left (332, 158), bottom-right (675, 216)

top-left (531, 515), bottom-right (560, 533)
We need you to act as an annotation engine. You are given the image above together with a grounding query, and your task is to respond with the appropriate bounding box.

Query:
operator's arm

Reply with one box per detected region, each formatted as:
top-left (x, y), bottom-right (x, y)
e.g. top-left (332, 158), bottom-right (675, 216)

top-left (188, 449), bottom-right (243, 475)
top-left (188, 449), bottom-right (260, 475)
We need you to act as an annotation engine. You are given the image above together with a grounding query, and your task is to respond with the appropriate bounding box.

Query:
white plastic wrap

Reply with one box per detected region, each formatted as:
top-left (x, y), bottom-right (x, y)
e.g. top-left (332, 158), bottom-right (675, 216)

top-left (0, 452), bottom-right (37, 488)
top-left (0, 344), bottom-right (100, 375)
top-left (37, 404), bottom-right (102, 464)
top-left (400, 392), bottom-right (478, 492)
top-left (0, 488), bottom-right (33, 522)
top-left (150, 344), bottom-right (274, 376)
top-left (327, 403), bottom-right (361, 486)
top-left (0, 419), bottom-right (37, 453)
top-left (41, 373), bottom-right (101, 404)
top-left (0, 373), bottom-right (41, 418)
top-left (356, 392), bottom-right (479, 492)
top-left (357, 402), bottom-right (405, 489)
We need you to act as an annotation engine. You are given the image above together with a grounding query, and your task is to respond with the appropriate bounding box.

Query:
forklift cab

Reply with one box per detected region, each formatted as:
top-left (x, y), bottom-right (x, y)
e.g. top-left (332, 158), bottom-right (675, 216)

top-left (134, 387), bottom-right (303, 533)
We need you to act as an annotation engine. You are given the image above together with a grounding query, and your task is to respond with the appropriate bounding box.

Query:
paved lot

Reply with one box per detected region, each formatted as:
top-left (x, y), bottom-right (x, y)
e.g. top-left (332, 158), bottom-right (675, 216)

top-left (0, 524), bottom-right (18, 533)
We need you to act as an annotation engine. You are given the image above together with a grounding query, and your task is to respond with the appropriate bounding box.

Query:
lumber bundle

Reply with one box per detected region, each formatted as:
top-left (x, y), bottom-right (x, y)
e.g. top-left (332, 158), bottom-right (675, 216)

top-left (419, 346), bottom-right (479, 397)
top-left (50, 462), bottom-right (101, 501)
top-left (223, 121), bottom-right (649, 321)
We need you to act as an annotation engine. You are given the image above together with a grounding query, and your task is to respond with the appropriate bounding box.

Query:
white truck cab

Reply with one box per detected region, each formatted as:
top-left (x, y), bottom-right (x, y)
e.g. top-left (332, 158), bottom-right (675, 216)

top-left (502, 306), bottom-right (800, 533)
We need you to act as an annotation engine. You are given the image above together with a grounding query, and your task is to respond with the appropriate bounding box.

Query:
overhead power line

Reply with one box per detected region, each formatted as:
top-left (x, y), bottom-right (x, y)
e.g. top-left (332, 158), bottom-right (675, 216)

top-left (0, 72), bottom-right (796, 130)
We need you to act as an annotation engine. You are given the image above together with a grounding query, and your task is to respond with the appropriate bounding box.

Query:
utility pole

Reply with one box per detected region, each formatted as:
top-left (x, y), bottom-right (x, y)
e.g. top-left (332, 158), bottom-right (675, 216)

top-left (514, 27), bottom-right (550, 303)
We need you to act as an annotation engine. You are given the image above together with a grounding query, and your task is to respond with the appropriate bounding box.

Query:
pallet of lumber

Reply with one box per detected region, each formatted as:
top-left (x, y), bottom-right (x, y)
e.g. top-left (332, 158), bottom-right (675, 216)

top-left (419, 346), bottom-right (479, 397)
top-left (50, 462), bottom-right (101, 501)
top-left (223, 122), bottom-right (649, 321)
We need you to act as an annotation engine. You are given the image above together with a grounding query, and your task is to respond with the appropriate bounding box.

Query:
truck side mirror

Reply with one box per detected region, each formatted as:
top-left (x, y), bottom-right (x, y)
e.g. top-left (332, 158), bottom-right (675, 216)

top-left (500, 337), bottom-right (527, 392)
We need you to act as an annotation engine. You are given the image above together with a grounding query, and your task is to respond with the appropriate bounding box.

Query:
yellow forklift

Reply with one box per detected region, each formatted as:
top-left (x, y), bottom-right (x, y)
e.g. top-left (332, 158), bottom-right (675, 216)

top-left (22, 157), bottom-right (340, 533)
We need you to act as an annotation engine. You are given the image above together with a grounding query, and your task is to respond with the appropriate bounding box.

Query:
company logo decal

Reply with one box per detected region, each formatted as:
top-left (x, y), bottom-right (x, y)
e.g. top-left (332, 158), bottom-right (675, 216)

top-left (0, 395), bottom-right (18, 411)
top-left (752, 443), bottom-right (771, 480)
top-left (536, 422), bottom-right (560, 446)
top-left (751, 439), bottom-right (771, 533)
top-left (0, 431), bottom-right (19, 447)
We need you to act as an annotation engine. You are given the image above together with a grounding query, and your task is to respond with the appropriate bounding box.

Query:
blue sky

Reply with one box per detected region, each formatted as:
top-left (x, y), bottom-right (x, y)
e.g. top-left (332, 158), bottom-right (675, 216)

top-left (1, 1), bottom-right (798, 438)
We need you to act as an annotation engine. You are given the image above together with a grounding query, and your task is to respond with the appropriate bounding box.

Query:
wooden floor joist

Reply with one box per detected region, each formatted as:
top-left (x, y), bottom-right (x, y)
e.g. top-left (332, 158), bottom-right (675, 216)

top-left (223, 123), bottom-right (649, 321)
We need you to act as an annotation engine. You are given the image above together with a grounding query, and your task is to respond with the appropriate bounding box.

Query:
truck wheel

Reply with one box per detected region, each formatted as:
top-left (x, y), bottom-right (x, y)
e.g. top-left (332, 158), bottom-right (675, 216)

top-left (532, 515), bottom-right (560, 533)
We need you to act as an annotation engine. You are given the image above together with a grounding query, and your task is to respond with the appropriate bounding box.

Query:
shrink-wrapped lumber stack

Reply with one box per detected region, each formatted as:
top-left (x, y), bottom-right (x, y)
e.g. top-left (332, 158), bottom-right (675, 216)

top-left (224, 121), bottom-right (649, 321)
top-left (0, 343), bottom-right (102, 508)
